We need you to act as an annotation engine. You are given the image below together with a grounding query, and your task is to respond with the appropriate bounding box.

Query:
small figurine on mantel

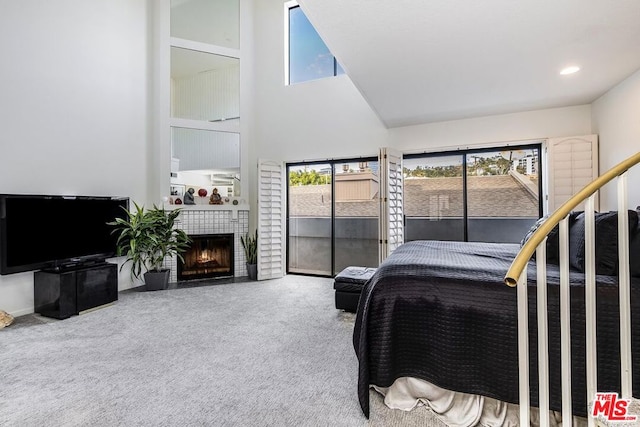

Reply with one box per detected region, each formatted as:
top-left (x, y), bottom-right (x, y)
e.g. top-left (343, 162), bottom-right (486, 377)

top-left (209, 187), bottom-right (223, 205)
top-left (184, 188), bottom-right (196, 205)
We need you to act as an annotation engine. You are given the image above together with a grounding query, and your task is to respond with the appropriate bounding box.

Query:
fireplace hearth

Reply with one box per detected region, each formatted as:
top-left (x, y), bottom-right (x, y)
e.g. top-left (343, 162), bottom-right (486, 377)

top-left (178, 233), bottom-right (234, 280)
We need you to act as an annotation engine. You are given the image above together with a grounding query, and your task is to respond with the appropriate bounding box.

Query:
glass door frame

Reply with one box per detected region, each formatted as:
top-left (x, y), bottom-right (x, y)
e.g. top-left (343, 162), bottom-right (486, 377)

top-left (286, 156), bottom-right (379, 277)
top-left (403, 143), bottom-right (543, 241)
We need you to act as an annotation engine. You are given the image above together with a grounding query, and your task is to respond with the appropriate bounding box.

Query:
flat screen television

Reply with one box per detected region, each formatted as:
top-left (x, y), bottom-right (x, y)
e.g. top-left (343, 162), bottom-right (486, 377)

top-left (0, 194), bottom-right (129, 275)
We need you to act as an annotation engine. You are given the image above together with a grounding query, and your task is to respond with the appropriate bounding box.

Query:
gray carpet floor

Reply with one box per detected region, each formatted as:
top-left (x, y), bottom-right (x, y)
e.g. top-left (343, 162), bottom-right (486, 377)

top-left (0, 275), bottom-right (446, 427)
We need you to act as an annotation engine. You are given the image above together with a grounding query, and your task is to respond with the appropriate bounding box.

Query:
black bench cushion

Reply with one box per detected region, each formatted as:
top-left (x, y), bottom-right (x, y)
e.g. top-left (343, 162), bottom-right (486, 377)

top-left (334, 266), bottom-right (377, 292)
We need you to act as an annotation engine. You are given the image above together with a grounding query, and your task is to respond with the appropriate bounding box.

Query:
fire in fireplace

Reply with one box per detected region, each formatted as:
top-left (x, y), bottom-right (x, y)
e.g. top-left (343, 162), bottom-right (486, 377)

top-left (178, 233), bottom-right (234, 280)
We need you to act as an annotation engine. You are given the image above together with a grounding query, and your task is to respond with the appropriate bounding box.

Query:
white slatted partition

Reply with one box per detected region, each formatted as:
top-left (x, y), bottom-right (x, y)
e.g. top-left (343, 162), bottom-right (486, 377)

top-left (379, 148), bottom-right (404, 263)
top-left (172, 64), bottom-right (240, 121)
top-left (171, 128), bottom-right (240, 171)
top-left (547, 135), bottom-right (599, 212)
top-left (257, 159), bottom-right (285, 280)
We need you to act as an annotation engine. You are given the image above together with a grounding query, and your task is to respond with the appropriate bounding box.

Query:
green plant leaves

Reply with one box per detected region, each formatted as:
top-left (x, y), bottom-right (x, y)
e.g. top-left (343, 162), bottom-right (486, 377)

top-left (108, 202), bottom-right (192, 279)
top-left (241, 229), bottom-right (258, 265)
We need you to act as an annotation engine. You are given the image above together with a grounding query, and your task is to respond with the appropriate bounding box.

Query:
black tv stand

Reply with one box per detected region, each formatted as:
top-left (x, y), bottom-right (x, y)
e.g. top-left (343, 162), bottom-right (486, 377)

top-left (34, 262), bottom-right (118, 319)
top-left (44, 257), bottom-right (108, 273)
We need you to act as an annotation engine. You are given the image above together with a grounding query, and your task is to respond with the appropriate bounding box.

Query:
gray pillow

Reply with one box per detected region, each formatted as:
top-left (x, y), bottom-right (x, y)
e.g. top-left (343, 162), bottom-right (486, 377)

top-left (520, 215), bottom-right (548, 248)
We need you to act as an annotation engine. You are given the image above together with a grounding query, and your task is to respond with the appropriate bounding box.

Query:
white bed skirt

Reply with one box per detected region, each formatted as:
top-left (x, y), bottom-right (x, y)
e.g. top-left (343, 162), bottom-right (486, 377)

top-left (372, 377), bottom-right (587, 427)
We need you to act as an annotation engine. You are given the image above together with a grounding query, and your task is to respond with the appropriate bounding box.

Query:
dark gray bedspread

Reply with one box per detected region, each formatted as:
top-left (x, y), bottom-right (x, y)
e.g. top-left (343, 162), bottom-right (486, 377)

top-left (353, 240), bottom-right (640, 418)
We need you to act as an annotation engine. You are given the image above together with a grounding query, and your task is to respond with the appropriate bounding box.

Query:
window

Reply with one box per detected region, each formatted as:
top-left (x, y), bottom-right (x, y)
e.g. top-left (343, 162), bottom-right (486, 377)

top-left (168, 0), bottom-right (241, 198)
top-left (404, 145), bottom-right (542, 244)
top-left (285, 2), bottom-right (345, 85)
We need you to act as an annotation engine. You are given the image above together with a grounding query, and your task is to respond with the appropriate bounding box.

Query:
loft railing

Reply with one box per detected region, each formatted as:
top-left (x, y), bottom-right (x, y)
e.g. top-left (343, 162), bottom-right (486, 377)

top-left (504, 151), bottom-right (640, 426)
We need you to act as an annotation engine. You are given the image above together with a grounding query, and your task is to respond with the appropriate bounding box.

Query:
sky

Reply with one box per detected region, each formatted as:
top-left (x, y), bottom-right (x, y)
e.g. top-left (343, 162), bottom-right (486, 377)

top-left (289, 6), bottom-right (343, 84)
top-left (404, 149), bottom-right (536, 170)
top-left (289, 161), bottom-right (378, 176)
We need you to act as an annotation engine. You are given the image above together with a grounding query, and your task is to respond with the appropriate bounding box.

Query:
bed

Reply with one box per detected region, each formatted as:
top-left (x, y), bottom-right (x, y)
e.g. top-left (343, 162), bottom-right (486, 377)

top-left (353, 236), bottom-right (640, 422)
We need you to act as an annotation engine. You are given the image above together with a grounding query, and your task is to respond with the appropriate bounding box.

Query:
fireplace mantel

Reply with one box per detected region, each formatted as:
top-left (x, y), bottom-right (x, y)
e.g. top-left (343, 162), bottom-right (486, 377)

top-left (162, 203), bottom-right (250, 212)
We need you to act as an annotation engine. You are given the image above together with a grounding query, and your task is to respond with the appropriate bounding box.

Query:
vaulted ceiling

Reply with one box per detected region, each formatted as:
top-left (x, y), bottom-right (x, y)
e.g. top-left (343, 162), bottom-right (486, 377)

top-left (297, 0), bottom-right (640, 128)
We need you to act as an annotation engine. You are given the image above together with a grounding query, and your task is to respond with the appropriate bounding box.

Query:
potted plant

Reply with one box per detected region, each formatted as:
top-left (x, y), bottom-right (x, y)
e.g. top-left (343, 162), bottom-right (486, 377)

top-left (241, 230), bottom-right (258, 280)
top-left (109, 202), bottom-right (191, 291)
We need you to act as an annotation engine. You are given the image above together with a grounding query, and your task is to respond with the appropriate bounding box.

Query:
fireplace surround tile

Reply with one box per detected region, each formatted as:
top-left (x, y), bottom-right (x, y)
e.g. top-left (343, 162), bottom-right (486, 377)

top-left (162, 207), bottom-right (249, 282)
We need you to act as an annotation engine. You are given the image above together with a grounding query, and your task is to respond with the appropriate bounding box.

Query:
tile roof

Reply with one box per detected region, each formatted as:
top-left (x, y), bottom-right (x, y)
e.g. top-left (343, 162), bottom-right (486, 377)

top-left (289, 174), bottom-right (539, 218)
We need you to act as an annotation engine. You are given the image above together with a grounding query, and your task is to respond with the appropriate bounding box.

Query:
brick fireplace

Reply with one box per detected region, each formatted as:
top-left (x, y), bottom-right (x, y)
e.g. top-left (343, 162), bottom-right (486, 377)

top-left (162, 205), bottom-right (249, 282)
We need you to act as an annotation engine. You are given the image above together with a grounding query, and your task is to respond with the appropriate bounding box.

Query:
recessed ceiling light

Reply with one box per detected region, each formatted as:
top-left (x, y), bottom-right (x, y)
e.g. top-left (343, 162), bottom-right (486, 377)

top-left (560, 66), bottom-right (580, 75)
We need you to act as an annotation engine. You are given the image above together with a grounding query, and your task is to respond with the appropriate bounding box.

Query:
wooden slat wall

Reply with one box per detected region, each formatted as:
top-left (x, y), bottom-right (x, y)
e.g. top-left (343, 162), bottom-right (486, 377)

top-left (172, 64), bottom-right (240, 121)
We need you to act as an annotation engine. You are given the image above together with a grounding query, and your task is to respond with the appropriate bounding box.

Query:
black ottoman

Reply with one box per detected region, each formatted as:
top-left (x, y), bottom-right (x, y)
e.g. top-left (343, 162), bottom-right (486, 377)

top-left (334, 266), bottom-right (377, 312)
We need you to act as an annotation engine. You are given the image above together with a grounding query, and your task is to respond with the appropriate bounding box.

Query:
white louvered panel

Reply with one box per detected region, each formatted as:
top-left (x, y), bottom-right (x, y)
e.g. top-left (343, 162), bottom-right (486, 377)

top-left (573, 169), bottom-right (596, 179)
top-left (554, 159), bottom-right (594, 171)
top-left (574, 178), bottom-right (594, 188)
top-left (554, 169), bottom-right (572, 178)
top-left (553, 141), bottom-right (592, 153)
top-left (571, 150), bottom-right (594, 160)
top-left (572, 159), bottom-right (594, 170)
top-left (257, 160), bottom-right (285, 280)
top-left (547, 135), bottom-right (599, 212)
top-left (379, 147), bottom-right (404, 262)
top-left (552, 140), bottom-right (592, 153)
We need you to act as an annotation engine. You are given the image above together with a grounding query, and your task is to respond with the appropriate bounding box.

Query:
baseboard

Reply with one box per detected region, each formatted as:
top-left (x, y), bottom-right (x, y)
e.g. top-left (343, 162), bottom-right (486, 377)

top-left (9, 307), bottom-right (35, 318)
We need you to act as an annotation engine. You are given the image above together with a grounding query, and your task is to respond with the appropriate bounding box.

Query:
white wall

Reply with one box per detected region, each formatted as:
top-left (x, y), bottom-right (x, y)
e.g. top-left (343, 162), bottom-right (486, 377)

top-left (247, 0), bottom-right (388, 228)
top-left (592, 69), bottom-right (640, 211)
top-left (0, 0), bottom-right (152, 315)
top-left (2, 0), bottom-right (625, 317)
top-left (247, 1), bottom-right (595, 231)
top-left (249, 0), bottom-right (388, 161)
top-left (389, 105), bottom-right (593, 152)
top-left (248, 0), bottom-right (594, 164)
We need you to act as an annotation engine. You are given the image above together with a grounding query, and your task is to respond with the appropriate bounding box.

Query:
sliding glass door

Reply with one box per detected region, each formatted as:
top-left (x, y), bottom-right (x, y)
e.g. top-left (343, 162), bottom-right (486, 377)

top-left (287, 163), bottom-right (332, 275)
top-left (333, 160), bottom-right (379, 273)
top-left (403, 155), bottom-right (465, 241)
top-left (404, 145), bottom-right (542, 243)
top-left (466, 148), bottom-right (540, 242)
top-left (287, 158), bottom-right (379, 276)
